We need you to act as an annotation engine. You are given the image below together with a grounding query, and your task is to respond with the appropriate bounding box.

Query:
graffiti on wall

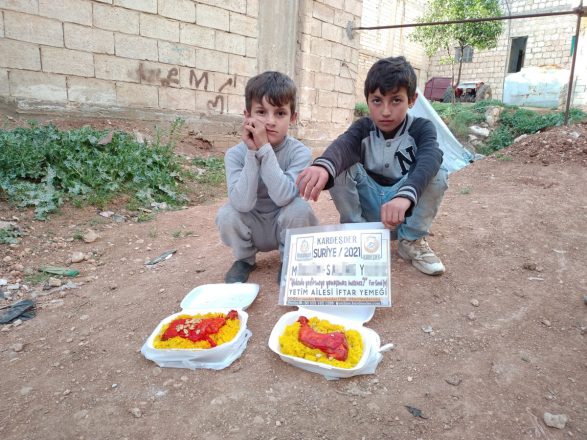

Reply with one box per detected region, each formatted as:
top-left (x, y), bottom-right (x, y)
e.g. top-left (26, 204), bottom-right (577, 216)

top-left (138, 63), bottom-right (237, 114)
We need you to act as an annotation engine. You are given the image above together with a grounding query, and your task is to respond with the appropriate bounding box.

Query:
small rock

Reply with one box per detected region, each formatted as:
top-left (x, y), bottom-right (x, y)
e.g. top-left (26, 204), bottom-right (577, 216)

top-left (70, 252), bottom-right (85, 263)
top-left (11, 342), bottom-right (24, 352)
top-left (275, 420), bottom-right (282, 427)
top-left (470, 299), bottom-right (480, 307)
top-left (541, 318), bottom-right (552, 327)
top-left (543, 412), bottom-right (567, 429)
top-left (20, 386), bottom-right (33, 396)
top-left (445, 375), bottom-right (462, 386)
top-left (83, 230), bottom-right (99, 243)
top-left (422, 325), bottom-right (434, 334)
top-left (48, 277), bottom-right (62, 287)
top-left (74, 410), bottom-right (89, 421)
top-left (130, 408), bottom-right (142, 418)
top-left (467, 312), bottom-right (477, 321)
top-left (12, 319), bottom-right (23, 327)
top-left (583, 295), bottom-right (587, 305)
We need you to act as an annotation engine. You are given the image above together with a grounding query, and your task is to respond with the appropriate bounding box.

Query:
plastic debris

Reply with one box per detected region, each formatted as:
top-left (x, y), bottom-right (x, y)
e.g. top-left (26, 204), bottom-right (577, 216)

top-left (145, 249), bottom-right (177, 266)
top-left (40, 267), bottom-right (80, 277)
top-left (0, 299), bottom-right (36, 324)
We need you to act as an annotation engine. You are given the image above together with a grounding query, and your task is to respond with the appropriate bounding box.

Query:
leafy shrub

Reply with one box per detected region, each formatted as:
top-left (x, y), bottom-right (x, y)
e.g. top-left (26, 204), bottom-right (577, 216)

top-left (0, 121), bottom-right (189, 219)
top-left (354, 102), bottom-right (369, 117)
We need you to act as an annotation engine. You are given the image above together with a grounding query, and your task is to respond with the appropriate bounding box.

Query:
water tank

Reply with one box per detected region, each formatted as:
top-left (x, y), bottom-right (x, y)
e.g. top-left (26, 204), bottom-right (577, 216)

top-left (503, 66), bottom-right (569, 108)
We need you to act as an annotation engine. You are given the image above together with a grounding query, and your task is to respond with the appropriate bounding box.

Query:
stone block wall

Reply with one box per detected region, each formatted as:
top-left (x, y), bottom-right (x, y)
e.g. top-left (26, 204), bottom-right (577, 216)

top-left (0, 0), bottom-right (259, 147)
top-left (426, 0), bottom-right (586, 107)
top-left (294, 0), bottom-right (363, 148)
top-left (355, 0), bottom-right (429, 105)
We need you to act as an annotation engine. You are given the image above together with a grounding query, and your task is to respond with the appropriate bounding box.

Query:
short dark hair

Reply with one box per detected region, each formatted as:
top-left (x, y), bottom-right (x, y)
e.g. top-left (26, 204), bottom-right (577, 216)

top-left (364, 56), bottom-right (417, 100)
top-left (245, 71), bottom-right (297, 114)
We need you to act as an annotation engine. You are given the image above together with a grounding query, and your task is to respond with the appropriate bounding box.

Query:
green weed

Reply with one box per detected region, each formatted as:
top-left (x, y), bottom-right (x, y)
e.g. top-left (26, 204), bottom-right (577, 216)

top-left (0, 226), bottom-right (22, 244)
top-left (459, 186), bottom-right (471, 195)
top-left (0, 122), bottom-right (189, 219)
top-left (354, 102), bottom-right (369, 117)
top-left (192, 157), bottom-right (225, 186)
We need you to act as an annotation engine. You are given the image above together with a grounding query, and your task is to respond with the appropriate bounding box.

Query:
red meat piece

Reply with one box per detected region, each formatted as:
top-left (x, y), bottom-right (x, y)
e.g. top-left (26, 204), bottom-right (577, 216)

top-left (297, 316), bottom-right (348, 361)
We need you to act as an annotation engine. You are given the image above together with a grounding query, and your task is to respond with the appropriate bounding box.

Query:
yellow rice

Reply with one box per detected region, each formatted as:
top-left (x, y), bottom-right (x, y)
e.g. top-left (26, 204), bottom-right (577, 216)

top-left (279, 316), bottom-right (363, 369)
top-left (153, 312), bottom-right (240, 350)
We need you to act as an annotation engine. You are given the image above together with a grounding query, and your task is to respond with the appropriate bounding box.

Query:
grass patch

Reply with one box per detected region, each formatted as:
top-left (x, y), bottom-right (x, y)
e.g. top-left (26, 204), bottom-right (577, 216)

top-left (0, 226), bottom-right (22, 244)
top-left (354, 102), bottom-right (369, 117)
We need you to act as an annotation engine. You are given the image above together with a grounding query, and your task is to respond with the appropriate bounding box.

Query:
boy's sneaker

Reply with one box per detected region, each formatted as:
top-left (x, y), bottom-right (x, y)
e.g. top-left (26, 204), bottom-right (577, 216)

top-left (397, 238), bottom-right (445, 276)
top-left (225, 260), bottom-right (256, 283)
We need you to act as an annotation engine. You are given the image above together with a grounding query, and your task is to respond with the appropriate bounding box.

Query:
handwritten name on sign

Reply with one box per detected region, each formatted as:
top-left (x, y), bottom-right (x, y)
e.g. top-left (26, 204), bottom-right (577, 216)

top-left (280, 224), bottom-right (392, 307)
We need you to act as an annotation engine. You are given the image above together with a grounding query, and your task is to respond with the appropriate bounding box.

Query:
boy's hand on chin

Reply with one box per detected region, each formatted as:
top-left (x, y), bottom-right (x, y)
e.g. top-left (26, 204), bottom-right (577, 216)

top-left (242, 117), bottom-right (269, 150)
top-left (381, 197), bottom-right (411, 229)
top-left (296, 166), bottom-right (329, 202)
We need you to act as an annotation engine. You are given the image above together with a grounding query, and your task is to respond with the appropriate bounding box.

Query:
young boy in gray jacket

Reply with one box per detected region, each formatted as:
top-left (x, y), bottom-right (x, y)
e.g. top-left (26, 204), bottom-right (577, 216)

top-left (216, 71), bottom-right (318, 283)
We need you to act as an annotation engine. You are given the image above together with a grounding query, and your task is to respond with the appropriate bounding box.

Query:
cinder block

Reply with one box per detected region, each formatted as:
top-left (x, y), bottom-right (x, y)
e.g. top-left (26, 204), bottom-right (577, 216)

top-left (229, 12), bottom-right (256, 37)
top-left (0, 11), bottom-right (4, 37)
top-left (311, 105), bottom-right (332, 122)
top-left (245, 37), bottom-right (256, 58)
top-left (159, 86), bottom-right (195, 111)
top-left (113, 0), bottom-right (156, 13)
top-left (139, 13), bottom-right (179, 42)
top-left (93, 4), bottom-right (139, 34)
top-left (345, 0), bottom-right (362, 17)
top-left (212, 72), bottom-right (239, 94)
top-left (337, 92), bottom-right (355, 109)
top-left (64, 23), bottom-right (114, 54)
top-left (9, 70), bottom-right (67, 100)
top-left (200, 0), bottom-right (246, 14)
top-left (314, 72), bottom-right (335, 91)
top-left (0, 0), bottom-right (38, 14)
top-left (228, 54), bottom-right (255, 77)
top-left (137, 61), bottom-right (179, 87)
top-left (39, 0), bottom-right (92, 26)
top-left (41, 47), bottom-right (94, 76)
top-left (180, 23), bottom-right (215, 49)
top-left (310, 39), bottom-right (332, 58)
top-left (195, 48), bottom-right (228, 73)
top-left (116, 82), bottom-right (158, 107)
top-left (335, 76), bottom-right (354, 94)
top-left (179, 67), bottom-right (215, 91)
top-left (332, 107), bottom-right (352, 124)
top-left (195, 89), bottom-right (228, 113)
top-left (320, 57), bottom-right (341, 75)
top-left (246, 0), bottom-right (258, 17)
top-left (67, 77), bottom-right (116, 104)
top-left (159, 0), bottom-right (196, 23)
top-left (317, 89), bottom-right (337, 107)
top-left (323, 0), bottom-right (344, 10)
top-left (4, 11), bottom-right (63, 47)
top-left (158, 41), bottom-right (196, 67)
top-left (0, 68), bottom-right (9, 95)
top-left (95, 54), bottom-right (140, 82)
top-left (215, 31), bottom-right (246, 56)
top-left (196, 4), bottom-right (229, 31)
top-left (321, 22), bottom-right (340, 43)
top-left (93, 0), bottom-right (113, 3)
top-left (0, 39), bottom-right (40, 70)
top-left (312, 2), bottom-right (334, 24)
top-left (115, 33), bottom-right (158, 61)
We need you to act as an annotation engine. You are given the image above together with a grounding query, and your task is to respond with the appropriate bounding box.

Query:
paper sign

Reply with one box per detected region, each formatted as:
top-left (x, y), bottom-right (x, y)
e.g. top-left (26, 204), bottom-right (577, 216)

top-left (279, 222), bottom-right (391, 307)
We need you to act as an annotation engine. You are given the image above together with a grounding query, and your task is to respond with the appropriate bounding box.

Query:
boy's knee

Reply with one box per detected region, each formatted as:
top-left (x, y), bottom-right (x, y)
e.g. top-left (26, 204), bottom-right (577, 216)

top-left (429, 167), bottom-right (449, 192)
top-left (216, 204), bottom-right (239, 229)
top-left (279, 198), bottom-right (318, 226)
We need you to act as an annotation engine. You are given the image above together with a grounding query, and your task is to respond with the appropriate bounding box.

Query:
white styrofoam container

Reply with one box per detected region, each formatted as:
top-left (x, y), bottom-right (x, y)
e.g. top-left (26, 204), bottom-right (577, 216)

top-left (141, 283), bottom-right (259, 370)
top-left (268, 306), bottom-right (393, 380)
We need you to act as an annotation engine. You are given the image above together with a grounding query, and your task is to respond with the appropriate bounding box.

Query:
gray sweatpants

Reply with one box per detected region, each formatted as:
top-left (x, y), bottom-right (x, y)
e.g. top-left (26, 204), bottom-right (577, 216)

top-left (216, 198), bottom-right (318, 265)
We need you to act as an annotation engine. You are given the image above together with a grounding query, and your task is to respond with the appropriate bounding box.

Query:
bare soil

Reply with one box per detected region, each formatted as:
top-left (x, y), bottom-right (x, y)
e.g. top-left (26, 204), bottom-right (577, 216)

top-left (1, 117), bottom-right (586, 440)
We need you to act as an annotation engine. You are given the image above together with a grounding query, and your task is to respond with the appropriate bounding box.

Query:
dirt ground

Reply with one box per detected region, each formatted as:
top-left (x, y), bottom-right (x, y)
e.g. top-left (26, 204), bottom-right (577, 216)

top-left (1, 116), bottom-right (586, 440)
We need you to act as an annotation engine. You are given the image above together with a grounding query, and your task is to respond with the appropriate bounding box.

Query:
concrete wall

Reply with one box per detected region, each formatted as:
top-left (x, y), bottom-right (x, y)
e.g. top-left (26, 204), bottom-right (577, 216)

top-left (425, 0), bottom-right (586, 107)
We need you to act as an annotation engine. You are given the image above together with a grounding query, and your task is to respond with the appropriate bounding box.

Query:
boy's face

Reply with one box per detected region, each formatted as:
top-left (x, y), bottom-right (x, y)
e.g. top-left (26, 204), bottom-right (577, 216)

top-left (367, 87), bottom-right (417, 136)
top-left (245, 97), bottom-right (297, 147)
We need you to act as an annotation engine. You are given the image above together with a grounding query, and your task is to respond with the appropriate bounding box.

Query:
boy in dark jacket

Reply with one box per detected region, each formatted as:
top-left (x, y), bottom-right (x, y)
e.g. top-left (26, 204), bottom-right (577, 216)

top-left (296, 56), bottom-right (448, 275)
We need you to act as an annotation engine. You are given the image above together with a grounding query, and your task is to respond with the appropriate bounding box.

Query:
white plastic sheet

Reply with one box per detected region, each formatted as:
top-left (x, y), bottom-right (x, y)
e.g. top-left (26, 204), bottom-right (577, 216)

top-left (410, 91), bottom-right (475, 173)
